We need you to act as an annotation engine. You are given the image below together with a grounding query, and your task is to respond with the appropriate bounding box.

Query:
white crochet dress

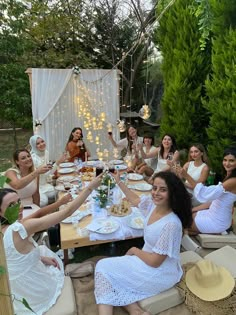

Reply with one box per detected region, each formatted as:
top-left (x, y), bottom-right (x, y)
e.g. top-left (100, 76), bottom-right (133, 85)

top-left (3, 222), bottom-right (64, 315)
top-left (94, 195), bottom-right (183, 306)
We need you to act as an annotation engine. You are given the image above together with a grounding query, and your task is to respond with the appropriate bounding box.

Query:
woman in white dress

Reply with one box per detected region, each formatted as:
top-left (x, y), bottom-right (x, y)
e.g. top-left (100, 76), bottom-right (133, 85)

top-left (182, 144), bottom-right (210, 206)
top-left (108, 125), bottom-right (143, 168)
top-left (29, 135), bottom-right (66, 207)
top-left (135, 135), bottom-right (158, 177)
top-left (94, 171), bottom-right (192, 315)
top-left (138, 134), bottom-right (179, 183)
top-left (5, 149), bottom-right (51, 214)
top-left (179, 146), bottom-right (236, 234)
top-left (0, 175), bottom-right (101, 315)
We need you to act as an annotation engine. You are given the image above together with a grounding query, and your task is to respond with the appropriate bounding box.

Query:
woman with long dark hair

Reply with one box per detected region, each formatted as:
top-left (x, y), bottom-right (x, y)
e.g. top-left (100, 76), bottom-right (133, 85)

top-left (94, 171), bottom-right (192, 315)
top-left (138, 134), bottom-right (179, 182)
top-left (66, 127), bottom-right (91, 162)
top-left (182, 143), bottom-right (210, 206)
top-left (108, 125), bottom-right (143, 155)
top-left (179, 146), bottom-right (236, 234)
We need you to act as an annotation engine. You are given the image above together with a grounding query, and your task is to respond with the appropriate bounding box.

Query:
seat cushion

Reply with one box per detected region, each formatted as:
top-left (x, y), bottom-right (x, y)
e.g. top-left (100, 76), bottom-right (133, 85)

top-left (45, 276), bottom-right (76, 315)
top-left (204, 245), bottom-right (236, 278)
top-left (139, 251), bottom-right (202, 315)
top-left (196, 232), bottom-right (236, 249)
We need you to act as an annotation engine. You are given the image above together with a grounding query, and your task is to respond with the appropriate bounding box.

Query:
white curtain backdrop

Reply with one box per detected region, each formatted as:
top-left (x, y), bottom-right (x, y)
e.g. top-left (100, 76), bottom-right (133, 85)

top-left (31, 68), bottom-right (120, 161)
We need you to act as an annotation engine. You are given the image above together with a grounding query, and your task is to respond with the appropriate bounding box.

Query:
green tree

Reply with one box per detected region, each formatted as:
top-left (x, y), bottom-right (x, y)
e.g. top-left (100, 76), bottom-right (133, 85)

top-left (203, 0), bottom-right (236, 173)
top-left (155, 0), bottom-right (211, 148)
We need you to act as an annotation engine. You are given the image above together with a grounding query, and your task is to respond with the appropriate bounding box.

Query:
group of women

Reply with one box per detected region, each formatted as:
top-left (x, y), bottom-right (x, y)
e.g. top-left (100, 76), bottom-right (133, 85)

top-left (1, 123), bottom-right (236, 315)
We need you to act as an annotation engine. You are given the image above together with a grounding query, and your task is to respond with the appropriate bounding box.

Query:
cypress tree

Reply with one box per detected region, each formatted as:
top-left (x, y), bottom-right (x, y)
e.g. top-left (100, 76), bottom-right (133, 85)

top-left (203, 0), bottom-right (236, 173)
top-left (156, 0), bottom-right (210, 149)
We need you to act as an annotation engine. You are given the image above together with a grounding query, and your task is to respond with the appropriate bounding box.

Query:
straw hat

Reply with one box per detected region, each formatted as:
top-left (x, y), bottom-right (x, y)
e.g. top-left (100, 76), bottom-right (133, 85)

top-left (186, 260), bottom-right (235, 301)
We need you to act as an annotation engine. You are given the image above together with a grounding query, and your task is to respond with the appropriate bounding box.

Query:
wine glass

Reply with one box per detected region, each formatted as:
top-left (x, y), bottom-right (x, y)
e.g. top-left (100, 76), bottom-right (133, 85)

top-left (167, 152), bottom-right (174, 161)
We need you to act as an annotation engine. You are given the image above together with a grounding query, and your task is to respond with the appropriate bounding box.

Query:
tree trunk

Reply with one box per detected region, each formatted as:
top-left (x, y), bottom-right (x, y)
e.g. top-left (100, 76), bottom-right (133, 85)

top-left (0, 225), bottom-right (14, 315)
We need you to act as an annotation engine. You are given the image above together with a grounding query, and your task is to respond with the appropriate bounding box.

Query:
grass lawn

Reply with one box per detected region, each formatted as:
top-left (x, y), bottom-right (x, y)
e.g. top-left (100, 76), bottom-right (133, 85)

top-left (0, 129), bottom-right (33, 172)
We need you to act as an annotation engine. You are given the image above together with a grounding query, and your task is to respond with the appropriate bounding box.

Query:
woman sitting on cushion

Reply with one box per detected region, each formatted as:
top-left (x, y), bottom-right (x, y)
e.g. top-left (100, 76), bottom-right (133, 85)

top-left (95, 171), bottom-right (192, 315)
top-left (179, 146), bottom-right (236, 234)
top-left (0, 175), bottom-right (101, 315)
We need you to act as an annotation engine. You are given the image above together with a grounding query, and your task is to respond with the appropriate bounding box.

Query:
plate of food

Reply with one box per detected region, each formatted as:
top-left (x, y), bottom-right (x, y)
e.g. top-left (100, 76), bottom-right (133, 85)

top-left (80, 166), bottom-right (94, 173)
top-left (59, 162), bottom-right (75, 168)
top-left (127, 173), bottom-right (143, 181)
top-left (134, 183), bottom-right (152, 191)
top-left (127, 215), bottom-right (144, 230)
top-left (81, 172), bottom-right (94, 181)
top-left (115, 164), bottom-right (127, 171)
top-left (58, 168), bottom-right (75, 174)
top-left (108, 199), bottom-right (131, 217)
top-left (87, 219), bottom-right (120, 234)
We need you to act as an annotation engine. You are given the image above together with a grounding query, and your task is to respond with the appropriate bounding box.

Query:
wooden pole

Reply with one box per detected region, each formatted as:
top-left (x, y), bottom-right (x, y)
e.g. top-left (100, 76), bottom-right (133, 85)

top-left (0, 225), bottom-right (14, 315)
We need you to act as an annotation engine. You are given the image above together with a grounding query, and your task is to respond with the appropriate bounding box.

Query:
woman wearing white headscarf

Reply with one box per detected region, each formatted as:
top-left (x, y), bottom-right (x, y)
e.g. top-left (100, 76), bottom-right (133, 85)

top-left (29, 135), bottom-right (65, 207)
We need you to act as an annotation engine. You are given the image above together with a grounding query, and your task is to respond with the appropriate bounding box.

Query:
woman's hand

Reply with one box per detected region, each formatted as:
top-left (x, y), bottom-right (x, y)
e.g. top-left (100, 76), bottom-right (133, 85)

top-left (126, 247), bottom-right (137, 256)
top-left (56, 152), bottom-right (67, 165)
top-left (58, 193), bottom-right (73, 206)
top-left (77, 140), bottom-right (84, 147)
top-left (88, 173), bottom-right (103, 190)
top-left (36, 165), bottom-right (52, 175)
top-left (177, 166), bottom-right (187, 178)
top-left (110, 170), bottom-right (121, 183)
top-left (41, 256), bottom-right (61, 270)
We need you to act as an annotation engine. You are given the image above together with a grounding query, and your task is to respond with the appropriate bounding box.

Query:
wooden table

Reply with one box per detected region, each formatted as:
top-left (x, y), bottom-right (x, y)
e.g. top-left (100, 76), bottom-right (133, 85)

top-left (58, 168), bottom-right (151, 264)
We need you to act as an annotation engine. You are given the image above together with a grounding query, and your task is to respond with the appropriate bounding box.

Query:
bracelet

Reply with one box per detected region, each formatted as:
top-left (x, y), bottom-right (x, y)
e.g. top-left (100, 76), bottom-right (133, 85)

top-left (117, 180), bottom-right (122, 186)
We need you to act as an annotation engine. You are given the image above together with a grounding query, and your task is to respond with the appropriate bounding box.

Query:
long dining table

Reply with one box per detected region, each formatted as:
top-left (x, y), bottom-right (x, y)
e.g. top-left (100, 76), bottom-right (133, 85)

top-left (57, 162), bottom-right (152, 265)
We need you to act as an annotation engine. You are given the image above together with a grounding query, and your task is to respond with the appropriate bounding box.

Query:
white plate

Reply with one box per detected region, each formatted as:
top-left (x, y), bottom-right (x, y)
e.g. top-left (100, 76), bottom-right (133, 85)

top-left (61, 209), bottom-right (91, 223)
top-left (89, 219), bottom-right (119, 234)
top-left (61, 210), bottom-right (81, 223)
top-left (111, 159), bottom-right (123, 165)
top-left (127, 216), bottom-right (144, 229)
top-left (59, 162), bottom-right (75, 168)
top-left (58, 168), bottom-right (75, 174)
top-left (55, 185), bottom-right (67, 192)
top-left (134, 183), bottom-right (152, 191)
top-left (57, 175), bottom-right (77, 183)
top-left (127, 173), bottom-right (143, 181)
top-left (115, 164), bottom-right (127, 171)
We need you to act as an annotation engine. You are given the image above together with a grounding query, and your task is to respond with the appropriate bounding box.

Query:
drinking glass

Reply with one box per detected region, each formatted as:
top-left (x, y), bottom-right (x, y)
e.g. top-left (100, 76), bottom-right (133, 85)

top-left (63, 181), bottom-right (71, 191)
top-left (167, 152), bottom-right (174, 161)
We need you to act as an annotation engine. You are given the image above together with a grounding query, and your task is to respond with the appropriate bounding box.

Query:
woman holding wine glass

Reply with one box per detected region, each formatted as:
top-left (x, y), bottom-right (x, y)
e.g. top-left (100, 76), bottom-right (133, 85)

top-left (66, 127), bottom-right (91, 163)
top-left (108, 125), bottom-right (143, 168)
top-left (138, 134), bottom-right (179, 183)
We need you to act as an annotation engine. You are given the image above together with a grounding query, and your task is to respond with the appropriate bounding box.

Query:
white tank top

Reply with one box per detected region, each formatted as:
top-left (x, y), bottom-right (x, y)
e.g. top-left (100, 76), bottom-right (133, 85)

top-left (187, 161), bottom-right (206, 181)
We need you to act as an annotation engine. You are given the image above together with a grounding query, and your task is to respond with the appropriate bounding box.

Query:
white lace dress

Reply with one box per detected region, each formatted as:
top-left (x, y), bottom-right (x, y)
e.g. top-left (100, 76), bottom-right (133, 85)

top-left (194, 183), bottom-right (236, 233)
top-left (3, 222), bottom-right (64, 315)
top-left (94, 195), bottom-right (183, 306)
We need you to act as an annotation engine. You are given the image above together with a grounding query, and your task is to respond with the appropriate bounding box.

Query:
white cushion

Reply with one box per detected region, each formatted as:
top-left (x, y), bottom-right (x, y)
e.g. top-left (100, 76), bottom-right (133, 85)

top-left (45, 276), bottom-right (76, 315)
top-left (139, 251), bottom-right (202, 314)
top-left (196, 232), bottom-right (236, 249)
top-left (204, 245), bottom-right (236, 278)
